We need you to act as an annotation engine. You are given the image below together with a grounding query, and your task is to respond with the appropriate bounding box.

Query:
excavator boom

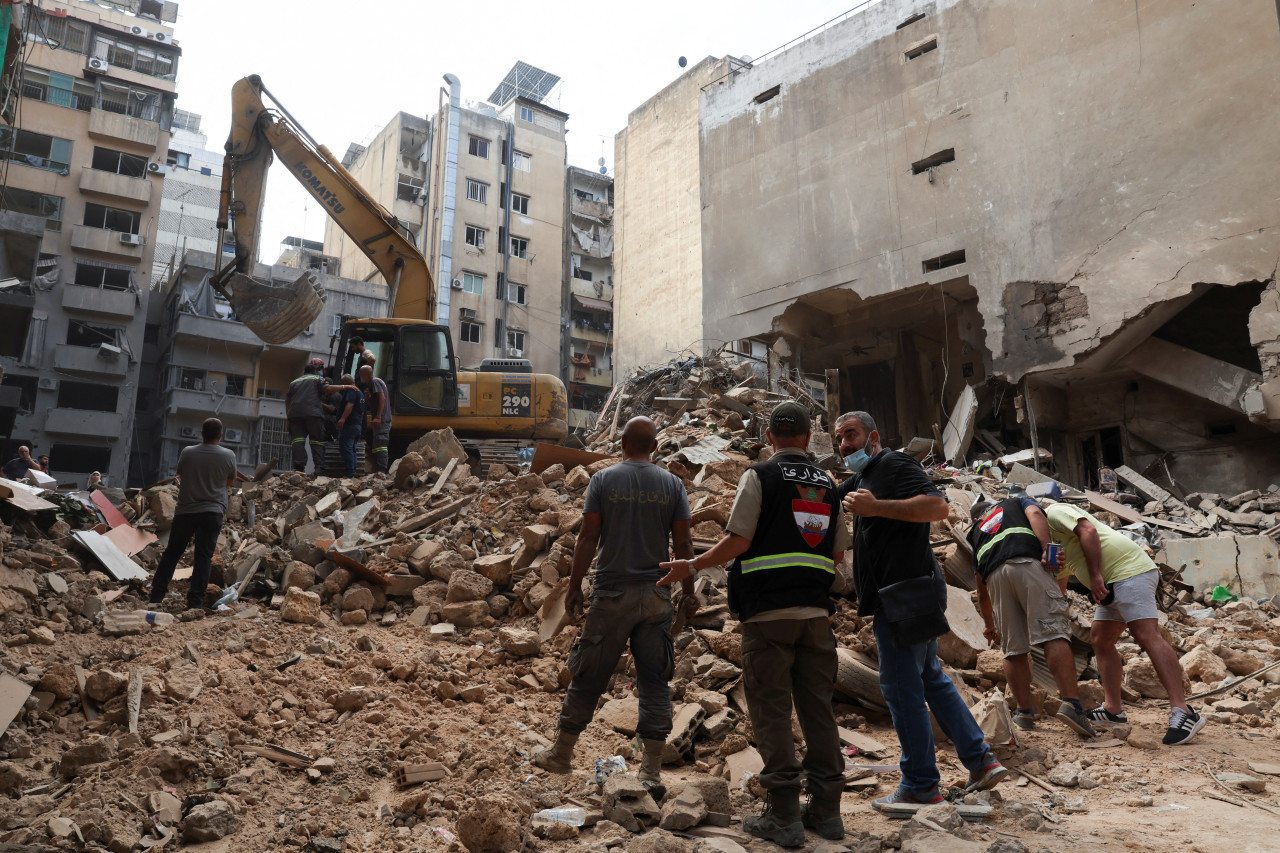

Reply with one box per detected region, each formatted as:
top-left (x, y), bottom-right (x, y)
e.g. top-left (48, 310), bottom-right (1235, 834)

top-left (215, 75), bottom-right (436, 341)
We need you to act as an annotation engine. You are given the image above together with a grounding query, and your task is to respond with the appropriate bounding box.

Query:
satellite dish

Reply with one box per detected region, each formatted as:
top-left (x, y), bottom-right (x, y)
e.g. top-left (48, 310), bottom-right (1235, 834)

top-left (598, 157), bottom-right (606, 166)
top-left (741, 55), bottom-right (752, 63)
top-left (599, 166), bottom-right (607, 175)
top-left (678, 56), bottom-right (687, 68)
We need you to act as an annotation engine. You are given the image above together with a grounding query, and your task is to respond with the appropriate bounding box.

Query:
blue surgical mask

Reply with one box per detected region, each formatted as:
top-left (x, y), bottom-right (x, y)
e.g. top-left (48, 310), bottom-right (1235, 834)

top-left (844, 448), bottom-right (870, 473)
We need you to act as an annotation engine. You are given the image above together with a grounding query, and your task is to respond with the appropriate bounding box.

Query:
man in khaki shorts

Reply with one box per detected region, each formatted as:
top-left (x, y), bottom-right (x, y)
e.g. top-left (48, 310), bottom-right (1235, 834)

top-left (968, 496), bottom-right (1095, 737)
top-left (1047, 502), bottom-right (1205, 745)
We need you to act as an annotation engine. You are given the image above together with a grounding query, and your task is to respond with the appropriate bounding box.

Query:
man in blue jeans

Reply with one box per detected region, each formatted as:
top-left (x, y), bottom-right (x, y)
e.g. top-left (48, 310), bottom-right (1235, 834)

top-left (149, 418), bottom-right (247, 613)
top-left (835, 410), bottom-right (1007, 807)
top-left (334, 373), bottom-right (365, 477)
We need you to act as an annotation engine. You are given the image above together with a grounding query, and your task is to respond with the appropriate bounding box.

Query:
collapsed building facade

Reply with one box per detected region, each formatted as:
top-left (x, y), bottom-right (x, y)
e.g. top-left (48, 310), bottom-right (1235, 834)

top-left (615, 0), bottom-right (1280, 494)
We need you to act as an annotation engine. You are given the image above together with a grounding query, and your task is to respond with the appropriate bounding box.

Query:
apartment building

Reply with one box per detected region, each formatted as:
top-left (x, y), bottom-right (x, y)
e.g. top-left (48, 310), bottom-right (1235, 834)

top-left (616, 0), bottom-right (1280, 494)
top-left (326, 62), bottom-right (569, 377)
top-left (135, 248), bottom-right (387, 483)
top-left (562, 165), bottom-right (613, 430)
top-left (0, 0), bottom-right (178, 488)
top-left (151, 108), bottom-right (222, 283)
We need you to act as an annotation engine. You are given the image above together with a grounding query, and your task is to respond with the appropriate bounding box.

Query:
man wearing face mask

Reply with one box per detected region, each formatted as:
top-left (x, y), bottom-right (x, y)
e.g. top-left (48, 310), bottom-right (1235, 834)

top-left (834, 411), bottom-right (1006, 807)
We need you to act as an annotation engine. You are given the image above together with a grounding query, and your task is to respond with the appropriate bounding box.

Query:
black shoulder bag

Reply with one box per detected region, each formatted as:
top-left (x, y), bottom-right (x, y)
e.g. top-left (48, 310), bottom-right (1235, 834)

top-left (877, 561), bottom-right (950, 647)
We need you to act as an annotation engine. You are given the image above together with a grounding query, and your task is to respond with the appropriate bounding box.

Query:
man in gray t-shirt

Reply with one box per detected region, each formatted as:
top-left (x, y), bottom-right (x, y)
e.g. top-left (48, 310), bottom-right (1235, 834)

top-left (149, 418), bottom-right (247, 611)
top-left (533, 417), bottom-right (694, 795)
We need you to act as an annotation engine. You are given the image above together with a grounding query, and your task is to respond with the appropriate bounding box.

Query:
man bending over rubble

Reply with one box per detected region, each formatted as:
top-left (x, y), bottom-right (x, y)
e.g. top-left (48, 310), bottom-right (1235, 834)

top-left (968, 495), bottom-right (1096, 737)
top-left (533, 416), bottom-right (696, 795)
top-left (661, 401), bottom-right (849, 847)
top-left (1046, 502), bottom-right (1205, 745)
top-left (836, 410), bottom-right (1007, 809)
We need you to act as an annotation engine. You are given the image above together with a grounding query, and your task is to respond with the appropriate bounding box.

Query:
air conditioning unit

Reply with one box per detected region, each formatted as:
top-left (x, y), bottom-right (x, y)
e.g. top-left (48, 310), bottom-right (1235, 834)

top-left (180, 426), bottom-right (199, 439)
top-left (97, 342), bottom-right (122, 358)
top-left (130, 25), bottom-right (150, 37)
top-left (507, 347), bottom-right (523, 357)
top-left (459, 307), bottom-right (477, 320)
top-left (148, 162), bottom-right (168, 175)
top-left (150, 31), bottom-right (170, 43)
top-left (223, 428), bottom-right (243, 443)
top-left (87, 57), bottom-right (110, 73)
top-left (37, 378), bottom-right (58, 391)
top-left (119, 233), bottom-right (144, 246)
top-left (450, 278), bottom-right (463, 289)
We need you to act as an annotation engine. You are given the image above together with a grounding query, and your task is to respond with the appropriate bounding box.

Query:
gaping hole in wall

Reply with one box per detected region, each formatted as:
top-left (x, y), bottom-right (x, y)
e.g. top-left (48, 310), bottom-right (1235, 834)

top-left (1152, 282), bottom-right (1266, 374)
top-left (904, 37), bottom-right (939, 61)
top-left (922, 249), bottom-right (965, 272)
top-left (912, 148), bottom-right (956, 175)
top-left (752, 85), bottom-right (781, 105)
top-left (897, 12), bottom-right (927, 30)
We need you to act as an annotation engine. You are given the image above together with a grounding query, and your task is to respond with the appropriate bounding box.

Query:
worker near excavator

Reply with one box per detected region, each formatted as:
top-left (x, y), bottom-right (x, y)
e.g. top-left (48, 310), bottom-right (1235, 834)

top-left (967, 495), bottom-right (1096, 737)
top-left (334, 373), bottom-right (366, 478)
top-left (835, 410), bottom-right (1007, 810)
top-left (285, 359), bottom-right (355, 474)
top-left (533, 416), bottom-right (695, 797)
top-left (660, 401), bottom-right (849, 847)
top-left (358, 364), bottom-right (392, 474)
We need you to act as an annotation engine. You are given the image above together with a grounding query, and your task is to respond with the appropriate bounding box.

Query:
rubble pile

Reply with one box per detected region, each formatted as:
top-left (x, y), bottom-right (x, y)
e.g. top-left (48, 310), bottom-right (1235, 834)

top-left (2, 410), bottom-right (1280, 851)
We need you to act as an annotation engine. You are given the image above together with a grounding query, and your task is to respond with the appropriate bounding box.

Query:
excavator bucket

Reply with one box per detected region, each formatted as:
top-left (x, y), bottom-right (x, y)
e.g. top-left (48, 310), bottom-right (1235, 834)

top-left (223, 269), bottom-right (326, 345)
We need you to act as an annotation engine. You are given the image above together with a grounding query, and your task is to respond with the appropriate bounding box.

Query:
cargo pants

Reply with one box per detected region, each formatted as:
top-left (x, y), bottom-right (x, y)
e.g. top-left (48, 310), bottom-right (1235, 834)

top-left (558, 582), bottom-right (675, 741)
top-left (366, 421), bottom-right (391, 473)
top-left (288, 416), bottom-right (326, 473)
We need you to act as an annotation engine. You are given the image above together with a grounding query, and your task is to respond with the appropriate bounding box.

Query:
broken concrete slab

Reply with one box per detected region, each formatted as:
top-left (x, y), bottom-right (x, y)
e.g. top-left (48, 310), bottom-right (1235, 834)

top-left (1159, 533), bottom-right (1280, 598)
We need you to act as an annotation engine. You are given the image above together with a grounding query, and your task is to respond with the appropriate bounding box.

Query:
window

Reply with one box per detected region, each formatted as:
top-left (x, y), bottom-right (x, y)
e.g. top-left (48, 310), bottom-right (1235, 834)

top-left (573, 268), bottom-right (593, 282)
top-left (144, 323), bottom-right (159, 344)
top-left (0, 126), bottom-right (72, 173)
top-left (922, 249), bottom-right (966, 272)
top-left (225, 375), bottom-right (248, 396)
top-left (519, 105), bottom-right (535, 122)
top-left (91, 147), bottom-right (148, 177)
top-left (510, 193), bottom-right (529, 215)
top-left (461, 272), bottom-right (483, 294)
top-left (92, 34), bottom-right (177, 78)
top-left (48, 444), bottom-right (112, 474)
top-left (506, 329), bottom-right (526, 353)
top-left (19, 68), bottom-right (94, 111)
top-left (573, 188), bottom-right (593, 201)
top-left (0, 307), bottom-right (32, 360)
top-left (74, 262), bottom-right (132, 291)
top-left (897, 12), bottom-right (926, 29)
top-left (904, 37), bottom-right (939, 60)
top-left (509, 236), bottom-right (529, 258)
top-left (66, 321), bottom-right (118, 348)
top-left (512, 151), bottom-right (532, 172)
top-left (180, 368), bottom-right (206, 390)
top-left (468, 136), bottom-right (490, 159)
top-left (464, 225), bottom-right (486, 250)
top-left (459, 321), bottom-right (482, 344)
top-left (753, 85), bottom-right (781, 105)
top-left (57, 381), bottom-right (118, 412)
top-left (466, 180), bottom-right (488, 204)
top-left (507, 283), bottom-right (527, 305)
top-left (911, 148), bottom-right (955, 174)
top-left (165, 150), bottom-right (190, 170)
top-left (96, 82), bottom-right (164, 122)
top-left (25, 11), bottom-right (91, 53)
top-left (396, 173), bottom-right (424, 202)
top-left (0, 188), bottom-right (63, 232)
top-left (495, 272), bottom-right (505, 299)
top-left (83, 203), bottom-right (140, 235)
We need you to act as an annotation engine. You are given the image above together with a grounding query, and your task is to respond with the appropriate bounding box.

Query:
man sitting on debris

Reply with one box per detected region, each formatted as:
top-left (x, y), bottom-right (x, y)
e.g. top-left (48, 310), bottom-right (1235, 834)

top-left (358, 364), bottom-right (392, 475)
top-left (149, 418), bottom-right (248, 614)
top-left (533, 416), bottom-right (696, 795)
top-left (968, 495), bottom-right (1096, 736)
top-left (2, 446), bottom-right (40, 482)
top-left (661, 401), bottom-right (849, 847)
top-left (1047, 502), bottom-right (1205, 745)
top-left (835, 410), bottom-right (1007, 809)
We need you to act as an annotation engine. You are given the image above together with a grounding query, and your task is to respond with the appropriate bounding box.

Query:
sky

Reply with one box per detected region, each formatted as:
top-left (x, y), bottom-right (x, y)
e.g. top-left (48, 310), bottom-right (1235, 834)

top-left (170, 0), bottom-right (872, 263)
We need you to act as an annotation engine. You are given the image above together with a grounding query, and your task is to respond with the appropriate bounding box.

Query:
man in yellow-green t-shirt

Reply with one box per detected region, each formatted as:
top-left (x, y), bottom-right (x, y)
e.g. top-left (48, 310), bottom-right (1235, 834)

top-left (1046, 503), bottom-right (1204, 746)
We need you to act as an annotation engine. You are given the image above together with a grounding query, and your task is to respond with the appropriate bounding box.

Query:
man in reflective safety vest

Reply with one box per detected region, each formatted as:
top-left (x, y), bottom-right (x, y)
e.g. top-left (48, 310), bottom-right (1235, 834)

top-left (660, 401), bottom-right (849, 847)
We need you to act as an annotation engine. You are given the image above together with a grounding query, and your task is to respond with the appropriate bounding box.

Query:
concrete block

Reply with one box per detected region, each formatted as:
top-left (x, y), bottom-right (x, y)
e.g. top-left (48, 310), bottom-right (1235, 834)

top-left (663, 703), bottom-right (706, 764)
top-left (1159, 534), bottom-right (1280, 598)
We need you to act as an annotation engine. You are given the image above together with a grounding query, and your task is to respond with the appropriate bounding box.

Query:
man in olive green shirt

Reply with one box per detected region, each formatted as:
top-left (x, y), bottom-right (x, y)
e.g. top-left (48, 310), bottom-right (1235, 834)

top-left (1047, 503), bottom-right (1204, 745)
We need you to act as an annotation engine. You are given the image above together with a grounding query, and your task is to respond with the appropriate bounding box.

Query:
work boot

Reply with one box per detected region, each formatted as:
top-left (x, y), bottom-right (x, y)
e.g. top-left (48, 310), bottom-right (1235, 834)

top-left (801, 794), bottom-right (845, 840)
top-left (743, 788), bottom-right (804, 848)
top-left (531, 730), bottom-right (578, 774)
top-left (638, 738), bottom-right (667, 800)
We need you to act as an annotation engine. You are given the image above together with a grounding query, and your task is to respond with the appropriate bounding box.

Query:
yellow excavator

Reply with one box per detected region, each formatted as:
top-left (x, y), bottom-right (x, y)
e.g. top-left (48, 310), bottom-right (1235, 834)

top-left (213, 75), bottom-right (568, 455)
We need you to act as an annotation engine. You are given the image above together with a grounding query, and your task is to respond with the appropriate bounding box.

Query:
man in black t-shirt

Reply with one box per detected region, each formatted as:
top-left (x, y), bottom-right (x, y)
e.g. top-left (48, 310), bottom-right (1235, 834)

top-left (835, 411), bottom-right (1005, 808)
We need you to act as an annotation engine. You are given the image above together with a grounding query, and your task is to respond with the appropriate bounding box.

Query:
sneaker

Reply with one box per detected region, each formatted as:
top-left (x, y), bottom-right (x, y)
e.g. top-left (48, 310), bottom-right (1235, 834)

top-left (1055, 702), bottom-right (1097, 738)
top-left (871, 786), bottom-right (943, 812)
top-left (1163, 707), bottom-right (1206, 746)
top-left (1086, 706), bottom-right (1128, 726)
top-left (966, 757), bottom-right (1009, 793)
top-left (1014, 711), bottom-right (1036, 731)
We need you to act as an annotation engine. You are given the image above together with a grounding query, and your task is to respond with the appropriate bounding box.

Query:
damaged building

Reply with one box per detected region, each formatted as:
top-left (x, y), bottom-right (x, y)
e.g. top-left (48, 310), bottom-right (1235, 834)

top-left (614, 0), bottom-right (1280, 494)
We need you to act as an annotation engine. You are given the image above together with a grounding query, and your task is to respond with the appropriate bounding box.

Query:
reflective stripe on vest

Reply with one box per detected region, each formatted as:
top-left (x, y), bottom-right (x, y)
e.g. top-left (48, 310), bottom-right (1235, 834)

top-left (740, 552), bottom-right (835, 575)
top-left (976, 527), bottom-right (1036, 565)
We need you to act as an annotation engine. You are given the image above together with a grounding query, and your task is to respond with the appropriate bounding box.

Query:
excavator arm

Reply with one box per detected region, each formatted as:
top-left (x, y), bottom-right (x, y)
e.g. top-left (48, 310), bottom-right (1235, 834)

top-left (214, 75), bottom-right (436, 342)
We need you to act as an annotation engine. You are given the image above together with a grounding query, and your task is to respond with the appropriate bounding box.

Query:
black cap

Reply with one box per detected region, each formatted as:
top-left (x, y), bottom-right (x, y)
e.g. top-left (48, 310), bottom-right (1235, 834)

top-left (769, 400), bottom-right (811, 436)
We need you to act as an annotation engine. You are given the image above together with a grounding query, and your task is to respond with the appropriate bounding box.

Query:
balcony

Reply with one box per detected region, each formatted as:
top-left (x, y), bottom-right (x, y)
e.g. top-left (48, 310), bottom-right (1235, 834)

top-left (571, 369), bottom-right (613, 388)
top-left (171, 311), bottom-right (307, 351)
top-left (89, 108), bottom-right (160, 150)
top-left (571, 196), bottom-right (613, 221)
top-left (168, 387), bottom-right (287, 421)
top-left (79, 167), bottom-right (153, 205)
top-left (569, 323), bottom-right (611, 345)
top-left (45, 408), bottom-right (125, 438)
top-left (70, 224), bottom-right (144, 262)
top-left (61, 284), bottom-right (138, 320)
top-left (52, 344), bottom-right (130, 379)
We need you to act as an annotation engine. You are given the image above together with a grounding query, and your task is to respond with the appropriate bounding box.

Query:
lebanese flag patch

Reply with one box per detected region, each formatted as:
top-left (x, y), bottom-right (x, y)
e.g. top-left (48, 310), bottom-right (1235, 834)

top-left (792, 500), bottom-right (832, 548)
top-left (979, 507), bottom-right (1004, 534)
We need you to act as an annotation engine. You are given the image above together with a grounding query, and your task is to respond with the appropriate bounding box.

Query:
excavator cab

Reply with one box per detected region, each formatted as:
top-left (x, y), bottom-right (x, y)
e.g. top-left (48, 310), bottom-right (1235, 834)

top-left (338, 321), bottom-right (458, 417)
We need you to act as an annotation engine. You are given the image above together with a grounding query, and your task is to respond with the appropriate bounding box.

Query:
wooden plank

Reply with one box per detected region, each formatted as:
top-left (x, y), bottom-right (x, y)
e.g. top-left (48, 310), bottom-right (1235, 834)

top-left (877, 802), bottom-right (993, 821)
top-left (104, 525), bottom-right (158, 557)
top-left (427, 457), bottom-right (458, 498)
top-left (73, 666), bottom-right (98, 721)
top-left (837, 727), bottom-right (891, 757)
top-left (240, 744), bottom-right (313, 769)
top-left (0, 673), bottom-right (32, 737)
top-left (327, 548), bottom-right (391, 587)
top-left (126, 670), bottom-right (143, 734)
top-left (72, 530), bottom-right (148, 581)
top-left (394, 496), bottom-right (472, 535)
top-left (1114, 464), bottom-right (1210, 526)
top-left (1084, 491), bottom-right (1201, 535)
top-left (530, 443), bottom-right (611, 475)
top-left (0, 480), bottom-right (59, 512)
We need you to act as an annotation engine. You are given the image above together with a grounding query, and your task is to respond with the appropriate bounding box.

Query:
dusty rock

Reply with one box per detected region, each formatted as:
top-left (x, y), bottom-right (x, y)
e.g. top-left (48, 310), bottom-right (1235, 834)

top-left (0, 762), bottom-right (27, 797)
top-left (565, 465), bottom-right (591, 490)
top-left (976, 649), bottom-right (1006, 681)
top-left (342, 585), bottom-right (376, 613)
top-left (150, 491), bottom-right (177, 532)
top-left (602, 773), bottom-right (662, 832)
top-left (341, 608), bottom-right (368, 625)
top-left (1126, 730), bottom-right (1162, 750)
top-left (629, 829), bottom-right (697, 852)
top-left (446, 569), bottom-right (494, 603)
top-left (408, 540), bottom-right (445, 575)
top-left (473, 553), bottom-right (515, 586)
top-left (281, 588), bottom-right (322, 624)
top-left (429, 550), bottom-right (467, 582)
top-left (85, 669), bottom-right (128, 702)
top-left (59, 736), bottom-right (118, 778)
top-left (1212, 644), bottom-right (1265, 676)
top-left (40, 662), bottom-right (78, 700)
top-left (660, 785), bottom-right (708, 831)
top-left (182, 800), bottom-right (240, 842)
top-left (332, 689), bottom-right (373, 713)
top-left (1182, 645), bottom-right (1230, 683)
top-left (1047, 761), bottom-right (1082, 787)
top-left (1123, 658), bottom-right (1168, 699)
top-left (392, 451), bottom-right (426, 489)
top-left (598, 697), bottom-right (640, 735)
top-left (164, 665), bottom-right (202, 701)
top-left (442, 600), bottom-right (489, 627)
top-left (454, 793), bottom-right (527, 853)
top-left (27, 625), bottom-right (55, 645)
top-left (498, 627), bottom-right (541, 656)
top-left (283, 561), bottom-right (316, 592)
